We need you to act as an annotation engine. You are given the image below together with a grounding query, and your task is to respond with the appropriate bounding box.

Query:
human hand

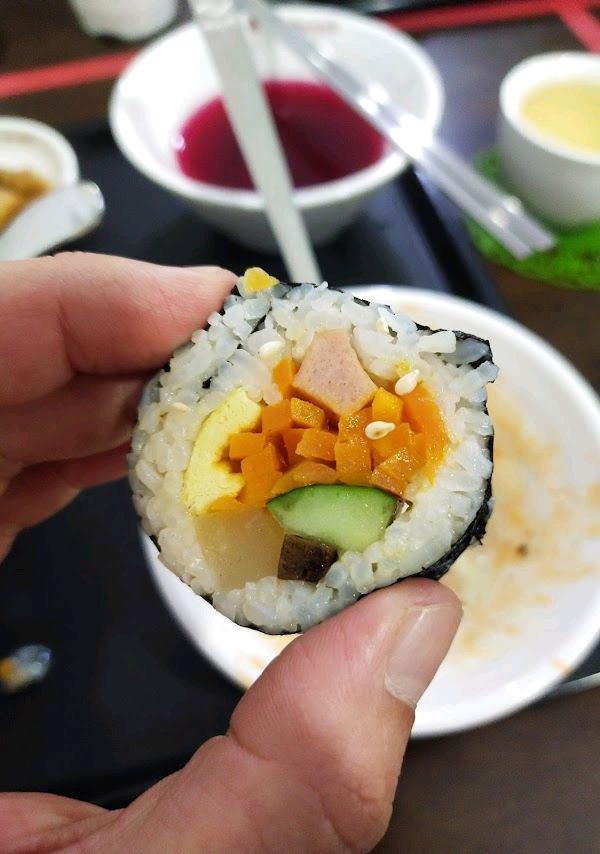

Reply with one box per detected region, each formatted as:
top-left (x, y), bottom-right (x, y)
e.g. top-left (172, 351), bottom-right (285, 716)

top-left (0, 252), bottom-right (234, 561)
top-left (0, 253), bottom-right (461, 853)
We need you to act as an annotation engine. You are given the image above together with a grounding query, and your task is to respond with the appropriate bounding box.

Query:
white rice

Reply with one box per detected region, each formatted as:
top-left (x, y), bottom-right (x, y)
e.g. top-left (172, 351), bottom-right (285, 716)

top-left (130, 282), bottom-right (496, 633)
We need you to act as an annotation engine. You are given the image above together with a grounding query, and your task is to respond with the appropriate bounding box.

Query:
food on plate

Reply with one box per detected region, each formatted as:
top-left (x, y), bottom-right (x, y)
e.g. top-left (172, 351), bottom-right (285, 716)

top-left (130, 270), bottom-right (497, 633)
top-left (0, 168), bottom-right (51, 230)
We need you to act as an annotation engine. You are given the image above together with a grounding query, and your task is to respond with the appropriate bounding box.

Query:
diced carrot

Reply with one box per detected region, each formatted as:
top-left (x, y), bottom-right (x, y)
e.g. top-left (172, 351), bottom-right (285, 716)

top-left (372, 387), bottom-right (403, 425)
top-left (261, 399), bottom-right (292, 435)
top-left (208, 496), bottom-right (246, 512)
top-left (371, 436), bottom-right (427, 497)
top-left (402, 384), bottom-right (448, 476)
top-left (240, 443), bottom-right (283, 507)
top-left (290, 397), bottom-right (326, 429)
top-left (296, 428), bottom-right (337, 462)
top-left (273, 358), bottom-right (297, 397)
top-left (334, 437), bottom-right (372, 485)
top-left (240, 469), bottom-right (282, 507)
top-left (281, 428), bottom-right (305, 466)
top-left (410, 432), bottom-right (427, 464)
top-left (370, 467), bottom-right (405, 499)
top-left (338, 407), bottom-right (371, 441)
top-left (241, 443), bottom-right (282, 479)
top-left (369, 422), bottom-right (413, 466)
top-left (268, 460), bottom-right (338, 497)
top-left (228, 431), bottom-right (265, 460)
top-left (289, 460), bottom-right (338, 487)
top-left (270, 469), bottom-right (299, 498)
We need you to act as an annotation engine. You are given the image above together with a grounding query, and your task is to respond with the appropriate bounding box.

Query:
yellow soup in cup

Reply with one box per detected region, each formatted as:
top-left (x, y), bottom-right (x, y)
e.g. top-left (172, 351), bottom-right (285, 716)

top-left (521, 80), bottom-right (600, 154)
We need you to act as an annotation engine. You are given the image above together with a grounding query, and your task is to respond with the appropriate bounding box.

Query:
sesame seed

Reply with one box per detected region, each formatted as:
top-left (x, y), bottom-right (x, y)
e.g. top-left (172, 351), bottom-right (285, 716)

top-left (394, 369), bottom-right (420, 396)
top-left (365, 421), bottom-right (396, 440)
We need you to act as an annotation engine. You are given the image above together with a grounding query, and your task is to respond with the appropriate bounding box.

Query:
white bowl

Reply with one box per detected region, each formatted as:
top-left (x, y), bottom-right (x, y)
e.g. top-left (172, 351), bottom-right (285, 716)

top-left (109, 5), bottom-right (443, 252)
top-left (499, 52), bottom-right (600, 228)
top-left (141, 287), bottom-right (600, 736)
top-left (0, 116), bottom-right (79, 187)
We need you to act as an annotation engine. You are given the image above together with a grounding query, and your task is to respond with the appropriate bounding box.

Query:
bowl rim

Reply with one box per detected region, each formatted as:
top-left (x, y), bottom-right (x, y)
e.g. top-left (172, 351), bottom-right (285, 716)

top-left (109, 4), bottom-right (444, 211)
top-left (0, 116), bottom-right (80, 185)
top-left (500, 51), bottom-right (600, 167)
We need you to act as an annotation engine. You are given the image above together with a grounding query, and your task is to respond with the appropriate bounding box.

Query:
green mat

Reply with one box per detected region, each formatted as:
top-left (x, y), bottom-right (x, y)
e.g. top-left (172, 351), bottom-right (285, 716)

top-left (467, 150), bottom-right (600, 291)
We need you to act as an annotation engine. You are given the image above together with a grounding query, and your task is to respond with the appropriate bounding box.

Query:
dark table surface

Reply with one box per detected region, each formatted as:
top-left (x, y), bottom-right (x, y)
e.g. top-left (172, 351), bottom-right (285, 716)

top-left (1, 2), bottom-right (599, 852)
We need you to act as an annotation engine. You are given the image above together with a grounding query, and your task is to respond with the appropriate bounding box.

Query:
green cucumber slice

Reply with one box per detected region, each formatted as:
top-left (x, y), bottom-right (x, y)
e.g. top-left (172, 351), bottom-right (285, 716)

top-left (267, 485), bottom-right (397, 553)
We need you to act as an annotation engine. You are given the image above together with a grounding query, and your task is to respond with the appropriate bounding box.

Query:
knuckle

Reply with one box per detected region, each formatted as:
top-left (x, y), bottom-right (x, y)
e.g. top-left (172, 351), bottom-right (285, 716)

top-left (327, 765), bottom-right (393, 851)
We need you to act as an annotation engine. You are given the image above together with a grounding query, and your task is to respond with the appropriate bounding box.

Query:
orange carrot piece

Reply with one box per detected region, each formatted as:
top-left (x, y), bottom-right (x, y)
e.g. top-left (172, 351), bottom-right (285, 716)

top-left (241, 443), bottom-right (282, 479)
top-left (296, 428), bottom-right (337, 462)
top-left (370, 467), bottom-right (405, 499)
top-left (240, 470), bottom-right (282, 507)
top-left (270, 469), bottom-right (299, 498)
top-left (402, 384), bottom-right (448, 476)
top-left (338, 407), bottom-right (371, 442)
top-left (290, 397), bottom-right (326, 429)
top-left (273, 358), bottom-right (297, 397)
top-left (261, 399), bottom-right (292, 435)
top-left (290, 460), bottom-right (338, 487)
top-left (334, 437), bottom-right (372, 485)
top-left (281, 428), bottom-right (306, 466)
top-left (239, 443), bottom-right (283, 507)
top-left (208, 496), bottom-right (246, 512)
top-left (369, 422), bottom-right (413, 466)
top-left (229, 431), bottom-right (266, 460)
top-left (372, 387), bottom-right (403, 425)
top-left (371, 435), bottom-right (426, 497)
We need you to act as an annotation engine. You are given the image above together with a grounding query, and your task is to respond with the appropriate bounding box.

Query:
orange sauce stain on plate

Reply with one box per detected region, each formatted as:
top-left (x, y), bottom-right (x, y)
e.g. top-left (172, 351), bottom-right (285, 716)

top-left (443, 384), bottom-right (600, 660)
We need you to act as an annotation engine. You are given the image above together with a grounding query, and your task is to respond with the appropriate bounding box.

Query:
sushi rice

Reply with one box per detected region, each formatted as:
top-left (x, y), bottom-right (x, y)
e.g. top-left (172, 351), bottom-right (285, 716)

top-left (130, 281), bottom-right (497, 634)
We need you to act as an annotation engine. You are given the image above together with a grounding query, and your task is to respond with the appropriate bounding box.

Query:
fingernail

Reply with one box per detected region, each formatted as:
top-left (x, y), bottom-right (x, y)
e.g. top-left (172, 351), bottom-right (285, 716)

top-left (385, 604), bottom-right (462, 708)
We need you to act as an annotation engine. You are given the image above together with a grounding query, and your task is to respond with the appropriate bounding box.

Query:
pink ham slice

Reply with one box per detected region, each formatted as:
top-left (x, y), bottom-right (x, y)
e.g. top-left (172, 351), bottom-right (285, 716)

top-left (293, 330), bottom-right (377, 417)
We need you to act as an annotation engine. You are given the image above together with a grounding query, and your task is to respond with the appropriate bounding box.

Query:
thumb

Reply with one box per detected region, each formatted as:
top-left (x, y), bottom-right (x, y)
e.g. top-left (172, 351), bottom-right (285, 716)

top-left (105, 580), bottom-right (461, 853)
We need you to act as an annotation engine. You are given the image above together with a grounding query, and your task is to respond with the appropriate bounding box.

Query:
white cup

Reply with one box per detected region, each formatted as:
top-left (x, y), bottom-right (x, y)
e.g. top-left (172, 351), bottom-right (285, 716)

top-left (499, 52), bottom-right (600, 229)
top-left (69, 0), bottom-right (177, 42)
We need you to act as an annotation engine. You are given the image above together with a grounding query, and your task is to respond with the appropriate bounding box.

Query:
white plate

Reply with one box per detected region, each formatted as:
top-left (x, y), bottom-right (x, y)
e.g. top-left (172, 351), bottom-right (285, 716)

top-left (142, 287), bottom-right (600, 736)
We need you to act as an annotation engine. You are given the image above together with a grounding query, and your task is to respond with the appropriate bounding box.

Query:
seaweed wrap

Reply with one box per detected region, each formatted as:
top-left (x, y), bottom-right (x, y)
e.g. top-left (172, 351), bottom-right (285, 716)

top-left (130, 270), bottom-right (497, 634)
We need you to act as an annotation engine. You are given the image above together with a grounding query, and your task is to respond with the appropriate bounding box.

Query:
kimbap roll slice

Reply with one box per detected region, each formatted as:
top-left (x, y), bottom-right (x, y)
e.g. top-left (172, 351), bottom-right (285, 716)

top-left (130, 271), bottom-right (497, 634)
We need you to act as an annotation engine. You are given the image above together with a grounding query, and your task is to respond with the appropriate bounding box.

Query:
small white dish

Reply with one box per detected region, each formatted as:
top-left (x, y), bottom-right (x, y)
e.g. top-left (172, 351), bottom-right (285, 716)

top-left (109, 4), bottom-right (443, 252)
top-left (499, 52), bottom-right (600, 228)
top-left (141, 287), bottom-right (600, 736)
top-left (0, 182), bottom-right (105, 261)
top-left (0, 116), bottom-right (79, 188)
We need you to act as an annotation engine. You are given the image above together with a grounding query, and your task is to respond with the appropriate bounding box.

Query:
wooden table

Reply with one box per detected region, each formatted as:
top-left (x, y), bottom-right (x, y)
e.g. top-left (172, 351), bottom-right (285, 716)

top-left (1, 3), bottom-right (598, 852)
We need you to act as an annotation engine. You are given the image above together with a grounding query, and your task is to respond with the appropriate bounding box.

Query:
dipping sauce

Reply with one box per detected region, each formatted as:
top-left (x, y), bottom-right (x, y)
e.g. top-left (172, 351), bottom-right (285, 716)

top-left (174, 80), bottom-right (386, 189)
top-left (521, 80), bottom-right (600, 153)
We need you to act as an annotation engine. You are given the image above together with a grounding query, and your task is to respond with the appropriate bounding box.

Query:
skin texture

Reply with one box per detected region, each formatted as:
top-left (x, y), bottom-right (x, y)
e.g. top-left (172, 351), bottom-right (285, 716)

top-left (0, 254), bottom-right (462, 853)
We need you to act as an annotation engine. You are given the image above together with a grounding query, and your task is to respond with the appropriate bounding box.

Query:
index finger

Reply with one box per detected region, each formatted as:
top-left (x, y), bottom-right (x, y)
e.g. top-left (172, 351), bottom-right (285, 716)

top-left (0, 253), bottom-right (236, 406)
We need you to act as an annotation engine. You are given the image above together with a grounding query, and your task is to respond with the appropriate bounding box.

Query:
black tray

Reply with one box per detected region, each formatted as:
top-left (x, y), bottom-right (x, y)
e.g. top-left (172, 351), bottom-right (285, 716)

top-left (0, 119), bottom-right (586, 808)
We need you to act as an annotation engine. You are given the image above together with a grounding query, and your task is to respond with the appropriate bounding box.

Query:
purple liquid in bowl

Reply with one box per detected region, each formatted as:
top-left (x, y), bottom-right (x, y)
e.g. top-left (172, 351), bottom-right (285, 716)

top-left (174, 80), bottom-right (386, 190)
